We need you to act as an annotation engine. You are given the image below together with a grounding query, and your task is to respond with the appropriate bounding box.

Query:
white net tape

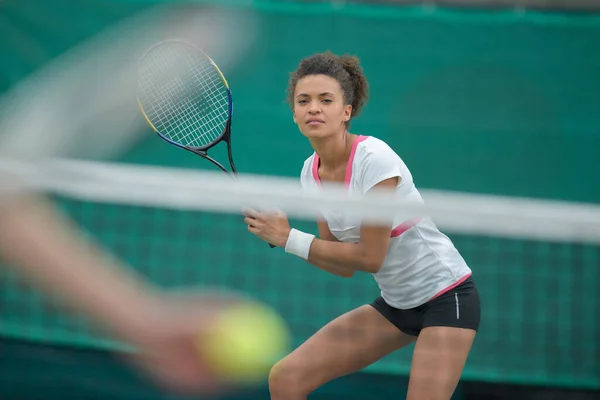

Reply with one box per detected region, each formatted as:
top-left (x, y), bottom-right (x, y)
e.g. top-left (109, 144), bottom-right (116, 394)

top-left (1, 158), bottom-right (599, 244)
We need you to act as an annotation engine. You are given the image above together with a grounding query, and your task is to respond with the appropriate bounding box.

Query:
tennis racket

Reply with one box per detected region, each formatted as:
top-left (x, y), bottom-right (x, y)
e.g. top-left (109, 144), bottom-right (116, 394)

top-left (136, 39), bottom-right (275, 248)
top-left (136, 39), bottom-right (238, 175)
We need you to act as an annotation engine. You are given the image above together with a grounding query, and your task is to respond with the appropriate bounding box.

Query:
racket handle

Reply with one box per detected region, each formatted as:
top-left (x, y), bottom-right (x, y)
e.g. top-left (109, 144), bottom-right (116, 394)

top-left (269, 244), bottom-right (276, 248)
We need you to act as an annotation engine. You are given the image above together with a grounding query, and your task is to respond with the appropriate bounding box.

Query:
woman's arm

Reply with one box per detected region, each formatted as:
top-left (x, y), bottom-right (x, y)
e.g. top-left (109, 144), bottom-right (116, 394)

top-left (303, 222), bottom-right (392, 274)
top-left (245, 177), bottom-right (398, 276)
top-left (309, 219), bottom-right (354, 277)
top-left (317, 219), bottom-right (339, 242)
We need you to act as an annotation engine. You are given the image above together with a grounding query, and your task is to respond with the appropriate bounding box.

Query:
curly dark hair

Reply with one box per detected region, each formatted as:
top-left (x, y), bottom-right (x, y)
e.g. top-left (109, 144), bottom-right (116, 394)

top-left (287, 51), bottom-right (369, 128)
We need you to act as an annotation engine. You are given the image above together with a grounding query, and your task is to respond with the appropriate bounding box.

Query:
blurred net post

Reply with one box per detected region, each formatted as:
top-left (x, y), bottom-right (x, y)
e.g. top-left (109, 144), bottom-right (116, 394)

top-left (1, 1), bottom-right (599, 400)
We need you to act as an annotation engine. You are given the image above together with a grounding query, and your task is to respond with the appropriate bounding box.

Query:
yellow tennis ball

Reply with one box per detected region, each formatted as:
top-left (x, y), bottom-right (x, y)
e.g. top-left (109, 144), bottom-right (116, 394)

top-left (198, 300), bottom-right (291, 384)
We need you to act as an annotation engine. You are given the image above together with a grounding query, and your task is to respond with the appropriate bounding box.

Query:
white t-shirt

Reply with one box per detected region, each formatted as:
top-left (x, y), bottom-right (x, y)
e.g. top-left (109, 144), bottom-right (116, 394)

top-left (300, 135), bottom-right (472, 309)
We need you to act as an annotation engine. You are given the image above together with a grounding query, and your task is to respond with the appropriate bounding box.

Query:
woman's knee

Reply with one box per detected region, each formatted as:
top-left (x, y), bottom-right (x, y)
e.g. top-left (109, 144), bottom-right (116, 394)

top-left (268, 356), bottom-right (314, 396)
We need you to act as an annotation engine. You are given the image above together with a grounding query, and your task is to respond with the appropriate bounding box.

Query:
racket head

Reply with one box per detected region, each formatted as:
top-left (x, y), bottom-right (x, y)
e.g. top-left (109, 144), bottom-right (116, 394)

top-left (136, 39), bottom-right (233, 152)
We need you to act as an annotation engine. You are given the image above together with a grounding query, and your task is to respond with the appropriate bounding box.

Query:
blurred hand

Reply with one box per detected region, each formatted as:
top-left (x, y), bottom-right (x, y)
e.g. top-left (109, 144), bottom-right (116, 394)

top-left (243, 208), bottom-right (291, 247)
top-left (122, 293), bottom-right (239, 396)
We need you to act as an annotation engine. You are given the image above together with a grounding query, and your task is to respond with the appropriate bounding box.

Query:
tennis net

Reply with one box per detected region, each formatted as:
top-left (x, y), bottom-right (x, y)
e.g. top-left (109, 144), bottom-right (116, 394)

top-left (0, 158), bottom-right (598, 390)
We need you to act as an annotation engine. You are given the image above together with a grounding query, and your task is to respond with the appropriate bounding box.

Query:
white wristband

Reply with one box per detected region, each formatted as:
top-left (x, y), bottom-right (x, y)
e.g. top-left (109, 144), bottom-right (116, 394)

top-left (285, 228), bottom-right (315, 260)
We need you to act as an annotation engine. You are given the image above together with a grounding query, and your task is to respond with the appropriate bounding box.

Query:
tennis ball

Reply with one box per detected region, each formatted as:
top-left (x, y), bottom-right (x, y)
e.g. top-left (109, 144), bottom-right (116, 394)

top-left (198, 300), bottom-right (291, 384)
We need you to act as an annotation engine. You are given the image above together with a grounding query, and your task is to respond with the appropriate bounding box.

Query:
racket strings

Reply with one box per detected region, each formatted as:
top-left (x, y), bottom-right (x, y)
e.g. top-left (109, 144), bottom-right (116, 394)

top-left (142, 53), bottom-right (226, 147)
top-left (185, 57), bottom-right (229, 144)
top-left (137, 42), bottom-right (230, 148)
top-left (144, 50), bottom-right (226, 146)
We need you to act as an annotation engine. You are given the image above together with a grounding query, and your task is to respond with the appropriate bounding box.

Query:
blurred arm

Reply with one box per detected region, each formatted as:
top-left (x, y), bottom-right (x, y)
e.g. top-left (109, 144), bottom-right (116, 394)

top-left (0, 194), bottom-right (159, 342)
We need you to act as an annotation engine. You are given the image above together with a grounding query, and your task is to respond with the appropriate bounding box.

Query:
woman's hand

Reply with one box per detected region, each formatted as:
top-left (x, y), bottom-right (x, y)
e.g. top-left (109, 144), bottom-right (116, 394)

top-left (243, 208), bottom-right (291, 248)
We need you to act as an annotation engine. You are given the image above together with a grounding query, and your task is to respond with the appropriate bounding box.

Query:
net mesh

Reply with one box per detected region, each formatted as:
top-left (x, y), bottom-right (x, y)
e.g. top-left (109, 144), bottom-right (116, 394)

top-left (0, 160), bottom-right (598, 390)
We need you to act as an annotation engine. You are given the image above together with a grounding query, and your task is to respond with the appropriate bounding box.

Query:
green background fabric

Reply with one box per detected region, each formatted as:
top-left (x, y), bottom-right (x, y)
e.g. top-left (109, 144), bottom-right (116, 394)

top-left (0, 0), bottom-right (598, 392)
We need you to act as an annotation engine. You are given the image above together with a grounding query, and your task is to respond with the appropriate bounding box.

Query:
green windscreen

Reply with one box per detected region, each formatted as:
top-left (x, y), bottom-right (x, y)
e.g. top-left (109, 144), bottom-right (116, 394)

top-left (0, 0), bottom-right (598, 391)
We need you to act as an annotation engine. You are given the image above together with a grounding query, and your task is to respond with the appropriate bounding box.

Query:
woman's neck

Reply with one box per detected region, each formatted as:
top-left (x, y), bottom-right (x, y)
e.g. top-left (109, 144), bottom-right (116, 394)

top-left (311, 131), bottom-right (356, 170)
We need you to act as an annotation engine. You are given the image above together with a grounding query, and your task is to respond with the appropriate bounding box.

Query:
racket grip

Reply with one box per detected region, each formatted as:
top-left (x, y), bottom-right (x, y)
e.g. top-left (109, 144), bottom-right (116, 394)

top-left (269, 244), bottom-right (276, 248)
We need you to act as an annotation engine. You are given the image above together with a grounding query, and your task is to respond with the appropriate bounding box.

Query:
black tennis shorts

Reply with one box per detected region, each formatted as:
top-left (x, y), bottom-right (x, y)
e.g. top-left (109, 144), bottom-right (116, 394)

top-left (370, 277), bottom-right (481, 336)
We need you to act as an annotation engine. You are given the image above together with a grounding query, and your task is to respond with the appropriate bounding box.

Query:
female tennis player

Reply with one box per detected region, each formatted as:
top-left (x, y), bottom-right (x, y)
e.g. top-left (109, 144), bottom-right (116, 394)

top-left (0, 188), bottom-right (227, 395)
top-left (244, 51), bottom-right (481, 400)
